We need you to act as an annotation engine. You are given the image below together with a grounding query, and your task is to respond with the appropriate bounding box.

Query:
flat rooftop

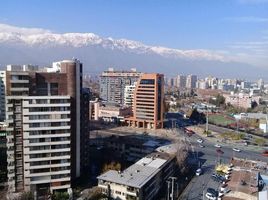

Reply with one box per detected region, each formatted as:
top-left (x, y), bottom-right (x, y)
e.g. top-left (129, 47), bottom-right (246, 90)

top-left (97, 153), bottom-right (169, 188)
top-left (222, 158), bottom-right (268, 200)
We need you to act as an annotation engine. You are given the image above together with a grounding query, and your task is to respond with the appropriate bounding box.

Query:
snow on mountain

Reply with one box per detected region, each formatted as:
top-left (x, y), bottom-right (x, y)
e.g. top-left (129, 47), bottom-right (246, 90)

top-left (0, 23), bottom-right (226, 61)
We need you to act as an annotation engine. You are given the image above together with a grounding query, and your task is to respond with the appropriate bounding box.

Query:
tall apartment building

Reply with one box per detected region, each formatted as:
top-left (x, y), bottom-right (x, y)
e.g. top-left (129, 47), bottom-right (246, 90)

top-left (176, 75), bottom-right (186, 88)
top-left (186, 74), bottom-right (197, 89)
top-left (0, 71), bottom-right (6, 121)
top-left (125, 73), bottom-right (164, 129)
top-left (5, 60), bottom-right (87, 198)
top-left (100, 68), bottom-right (142, 105)
top-left (123, 82), bottom-right (136, 108)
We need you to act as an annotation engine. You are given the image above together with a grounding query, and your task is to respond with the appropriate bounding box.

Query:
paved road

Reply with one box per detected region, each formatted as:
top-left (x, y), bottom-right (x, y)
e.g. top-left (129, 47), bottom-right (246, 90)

top-left (178, 130), bottom-right (268, 200)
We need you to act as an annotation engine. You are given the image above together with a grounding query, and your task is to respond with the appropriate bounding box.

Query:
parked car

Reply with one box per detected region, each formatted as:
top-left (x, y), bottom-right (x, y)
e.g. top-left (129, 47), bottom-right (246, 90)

top-left (211, 173), bottom-right (225, 183)
top-left (197, 139), bottom-right (203, 143)
top-left (196, 168), bottom-right (202, 176)
top-left (214, 144), bottom-right (221, 148)
top-left (206, 188), bottom-right (217, 200)
top-left (205, 193), bottom-right (216, 200)
top-left (262, 150), bottom-right (268, 157)
top-left (232, 148), bottom-right (241, 152)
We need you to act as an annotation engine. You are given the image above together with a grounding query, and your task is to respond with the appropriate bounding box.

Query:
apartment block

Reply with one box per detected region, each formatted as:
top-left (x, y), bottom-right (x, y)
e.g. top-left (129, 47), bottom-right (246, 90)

top-left (0, 71), bottom-right (6, 121)
top-left (100, 68), bottom-right (142, 105)
top-left (176, 75), bottom-right (186, 88)
top-left (124, 82), bottom-right (136, 108)
top-left (6, 96), bottom-right (71, 195)
top-left (5, 59), bottom-right (87, 198)
top-left (186, 74), bottom-right (197, 89)
top-left (97, 152), bottom-right (176, 200)
top-left (126, 73), bottom-right (164, 129)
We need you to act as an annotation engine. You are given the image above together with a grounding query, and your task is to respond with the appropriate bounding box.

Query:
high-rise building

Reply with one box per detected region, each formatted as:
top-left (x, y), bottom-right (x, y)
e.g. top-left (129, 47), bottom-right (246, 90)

top-left (124, 82), bottom-right (137, 108)
top-left (257, 78), bottom-right (264, 89)
top-left (176, 75), bottom-right (186, 88)
top-left (125, 73), bottom-right (164, 129)
top-left (186, 74), bottom-right (197, 89)
top-left (100, 68), bottom-right (142, 105)
top-left (167, 77), bottom-right (174, 87)
top-left (5, 59), bottom-right (87, 197)
top-left (0, 71), bottom-right (6, 121)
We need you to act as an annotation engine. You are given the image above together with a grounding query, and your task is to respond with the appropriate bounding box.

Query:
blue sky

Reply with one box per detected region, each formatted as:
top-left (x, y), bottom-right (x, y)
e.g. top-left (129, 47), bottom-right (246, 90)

top-left (0, 0), bottom-right (267, 67)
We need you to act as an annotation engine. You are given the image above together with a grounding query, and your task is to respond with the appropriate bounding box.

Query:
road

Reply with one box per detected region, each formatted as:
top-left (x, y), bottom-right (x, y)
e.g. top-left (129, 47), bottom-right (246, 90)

top-left (178, 130), bottom-right (268, 200)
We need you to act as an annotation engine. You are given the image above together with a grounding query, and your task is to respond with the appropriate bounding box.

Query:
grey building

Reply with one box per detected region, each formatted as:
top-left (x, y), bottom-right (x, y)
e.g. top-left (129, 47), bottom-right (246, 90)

top-left (100, 68), bottom-right (142, 105)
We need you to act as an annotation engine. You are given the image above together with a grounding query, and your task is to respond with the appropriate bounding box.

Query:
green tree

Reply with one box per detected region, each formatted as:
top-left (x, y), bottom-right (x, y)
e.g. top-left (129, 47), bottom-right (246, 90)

top-left (254, 138), bottom-right (266, 146)
top-left (52, 192), bottom-right (69, 200)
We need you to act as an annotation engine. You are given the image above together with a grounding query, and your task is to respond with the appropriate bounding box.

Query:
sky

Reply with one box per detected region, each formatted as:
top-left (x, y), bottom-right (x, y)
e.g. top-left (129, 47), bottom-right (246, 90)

top-left (0, 0), bottom-right (267, 67)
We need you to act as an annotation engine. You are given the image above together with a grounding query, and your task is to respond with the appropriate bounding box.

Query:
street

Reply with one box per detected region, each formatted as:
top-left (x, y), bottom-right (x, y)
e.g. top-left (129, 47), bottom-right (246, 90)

top-left (178, 130), bottom-right (267, 200)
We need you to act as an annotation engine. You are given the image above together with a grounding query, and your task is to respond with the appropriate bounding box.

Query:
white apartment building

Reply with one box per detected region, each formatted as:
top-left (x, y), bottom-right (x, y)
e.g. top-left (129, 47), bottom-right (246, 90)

top-left (6, 96), bottom-right (71, 196)
top-left (186, 74), bottom-right (197, 89)
top-left (124, 82), bottom-right (136, 107)
top-left (176, 75), bottom-right (186, 88)
top-left (98, 152), bottom-right (176, 200)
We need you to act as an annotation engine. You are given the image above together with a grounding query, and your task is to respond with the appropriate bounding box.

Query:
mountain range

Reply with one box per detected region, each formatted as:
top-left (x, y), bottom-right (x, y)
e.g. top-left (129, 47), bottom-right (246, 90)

top-left (0, 23), bottom-right (266, 79)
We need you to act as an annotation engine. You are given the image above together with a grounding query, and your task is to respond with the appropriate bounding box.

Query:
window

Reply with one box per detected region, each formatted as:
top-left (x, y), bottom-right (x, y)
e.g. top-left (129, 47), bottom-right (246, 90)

top-left (140, 79), bottom-right (155, 85)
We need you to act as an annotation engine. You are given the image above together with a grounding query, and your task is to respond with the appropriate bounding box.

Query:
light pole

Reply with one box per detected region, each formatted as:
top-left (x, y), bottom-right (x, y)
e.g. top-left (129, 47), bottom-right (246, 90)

top-left (205, 106), bottom-right (209, 136)
top-left (170, 177), bottom-right (177, 200)
top-left (167, 180), bottom-right (171, 200)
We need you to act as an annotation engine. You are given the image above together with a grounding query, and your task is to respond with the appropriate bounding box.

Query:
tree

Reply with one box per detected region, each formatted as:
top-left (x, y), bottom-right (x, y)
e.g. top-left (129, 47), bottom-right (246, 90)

top-left (255, 138), bottom-right (266, 146)
top-left (84, 187), bottom-right (107, 200)
top-left (209, 94), bottom-right (225, 107)
top-left (102, 161), bottom-right (121, 173)
top-left (174, 139), bottom-right (190, 174)
top-left (52, 192), bottom-right (69, 200)
top-left (189, 108), bottom-right (206, 123)
top-left (19, 192), bottom-right (34, 200)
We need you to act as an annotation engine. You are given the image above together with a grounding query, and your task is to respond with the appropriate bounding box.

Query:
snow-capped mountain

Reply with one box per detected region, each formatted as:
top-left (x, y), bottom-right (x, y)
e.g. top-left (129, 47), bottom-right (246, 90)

top-left (0, 23), bottom-right (266, 79)
top-left (0, 23), bottom-right (225, 61)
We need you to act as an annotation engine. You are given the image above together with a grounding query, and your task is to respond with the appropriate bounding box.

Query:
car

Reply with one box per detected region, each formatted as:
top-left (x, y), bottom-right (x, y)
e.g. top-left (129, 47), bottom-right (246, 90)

top-left (216, 148), bottom-right (224, 154)
top-left (214, 144), bottom-right (221, 148)
top-left (262, 150), bottom-right (268, 157)
top-left (211, 173), bottom-right (225, 183)
top-left (211, 174), bottom-right (221, 182)
top-left (205, 193), bottom-right (216, 200)
top-left (197, 139), bottom-right (203, 143)
top-left (232, 148), bottom-right (241, 152)
top-left (196, 168), bottom-right (202, 176)
top-left (207, 188), bottom-right (218, 197)
top-left (199, 144), bottom-right (205, 148)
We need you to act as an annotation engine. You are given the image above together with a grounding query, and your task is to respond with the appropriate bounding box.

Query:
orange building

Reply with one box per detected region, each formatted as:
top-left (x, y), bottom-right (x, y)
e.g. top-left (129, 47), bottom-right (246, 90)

top-left (125, 73), bottom-right (164, 129)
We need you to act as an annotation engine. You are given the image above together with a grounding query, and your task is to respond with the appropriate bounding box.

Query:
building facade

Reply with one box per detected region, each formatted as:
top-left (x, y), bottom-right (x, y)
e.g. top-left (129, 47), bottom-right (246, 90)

top-left (100, 68), bottom-right (142, 105)
top-left (123, 82), bottom-right (136, 108)
top-left (97, 152), bottom-right (176, 200)
top-left (126, 73), bottom-right (164, 129)
top-left (176, 75), bottom-right (186, 88)
top-left (0, 71), bottom-right (6, 121)
top-left (5, 59), bottom-right (87, 198)
top-left (186, 74), bottom-right (197, 89)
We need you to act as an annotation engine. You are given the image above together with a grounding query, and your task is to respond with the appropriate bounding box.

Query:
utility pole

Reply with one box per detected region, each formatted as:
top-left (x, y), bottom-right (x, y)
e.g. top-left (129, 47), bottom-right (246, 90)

top-left (205, 106), bottom-right (208, 135)
top-left (170, 177), bottom-right (177, 200)
top-left (167, 180), bottom-right (171, 200)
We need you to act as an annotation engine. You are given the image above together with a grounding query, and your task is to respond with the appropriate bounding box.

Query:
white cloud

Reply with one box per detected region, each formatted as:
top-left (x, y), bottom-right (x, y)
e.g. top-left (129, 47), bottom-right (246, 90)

top-left (0, 23), bottom-right (51, 35)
